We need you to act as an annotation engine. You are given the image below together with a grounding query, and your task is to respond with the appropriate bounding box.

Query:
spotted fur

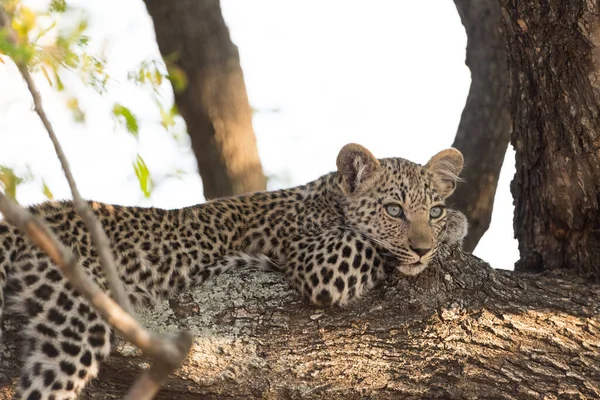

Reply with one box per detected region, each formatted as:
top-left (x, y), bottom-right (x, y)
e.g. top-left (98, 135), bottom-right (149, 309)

top-left (0, 144), bottom-right (467, 399)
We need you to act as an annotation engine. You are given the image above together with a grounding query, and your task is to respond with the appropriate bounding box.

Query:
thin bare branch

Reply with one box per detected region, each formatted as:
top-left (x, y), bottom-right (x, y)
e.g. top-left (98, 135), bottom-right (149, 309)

top-left (0, 192), bottom-right (193, 369)
top-left (124, 370), bottom-right (163, 400)
top-left (0, 6), bottom-right (194, 397)
top-left (124, 337), bottom-right (193, 400)
top-left (0, 7), bottom-right (134, 316)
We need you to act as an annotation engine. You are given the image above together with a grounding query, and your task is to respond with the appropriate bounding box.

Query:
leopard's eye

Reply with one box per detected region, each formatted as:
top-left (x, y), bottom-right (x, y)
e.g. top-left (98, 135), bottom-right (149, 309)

top-left (429, 206), bottom-right (445, 219)
top-left (385, 204), bottom-right (404, 218)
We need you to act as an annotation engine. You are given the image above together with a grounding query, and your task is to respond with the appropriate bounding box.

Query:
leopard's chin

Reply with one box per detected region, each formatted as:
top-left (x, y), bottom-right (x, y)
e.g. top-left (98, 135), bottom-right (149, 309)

top-left (397, 263), bottom-right (428, 276)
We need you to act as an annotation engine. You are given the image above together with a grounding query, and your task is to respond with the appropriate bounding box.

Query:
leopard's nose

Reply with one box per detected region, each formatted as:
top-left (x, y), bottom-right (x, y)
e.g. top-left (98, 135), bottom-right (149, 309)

top-left (411, 246), bottom-right (431, 257)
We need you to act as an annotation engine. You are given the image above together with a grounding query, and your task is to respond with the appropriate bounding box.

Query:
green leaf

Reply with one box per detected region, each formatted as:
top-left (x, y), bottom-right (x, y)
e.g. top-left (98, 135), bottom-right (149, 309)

top-left (167, 64), bottom-right (188, 93)
top-left (0, 166), bottom-right (23, 200)
top-left (66, 97), bottom-right (85, 122)
top-left (0, 29), bottom-right (36, 65)
top-left (11, 6), bottom-right (37, 39)
top-left (77, 35), bottom-right (89, 47)
top-left (63, 51), bottom-right (79, 68)
top-left (127, 59), bottom-right (168, 93)
top-left (55, 70), bottom-right (64, 91)
top-left (42, 181), bottom-right (54, 199)
top-left (112, 104), bottom-right (139, 137)
top-left (159, 103), bottom-right (178, 131)
top-left (133, 154), bottom-right (152, 198)
top-left (49, 0), bottom-right (67, 13)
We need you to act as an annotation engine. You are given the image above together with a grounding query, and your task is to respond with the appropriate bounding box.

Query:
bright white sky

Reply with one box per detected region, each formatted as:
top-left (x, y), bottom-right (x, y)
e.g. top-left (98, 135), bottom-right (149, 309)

top-left (0, 0), bottom-right (518, 269)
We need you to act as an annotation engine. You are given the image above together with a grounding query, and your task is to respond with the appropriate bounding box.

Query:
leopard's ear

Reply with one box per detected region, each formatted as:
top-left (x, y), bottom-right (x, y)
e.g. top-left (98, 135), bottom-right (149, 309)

top-left (336, 143), bottom-right (381, 195)
top-left (425, 148), bottom-right (464, 198)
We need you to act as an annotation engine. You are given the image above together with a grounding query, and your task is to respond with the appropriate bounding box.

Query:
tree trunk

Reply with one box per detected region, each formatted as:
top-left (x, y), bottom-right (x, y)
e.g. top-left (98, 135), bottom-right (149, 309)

top-left (143, 0), bottom-right (267, 199)
top-left (500, 1), bottom-right (600, 276)
top-left (1, 244), bottom-right (598, 399)
top-left (451, 0), bottom-right (511, 253)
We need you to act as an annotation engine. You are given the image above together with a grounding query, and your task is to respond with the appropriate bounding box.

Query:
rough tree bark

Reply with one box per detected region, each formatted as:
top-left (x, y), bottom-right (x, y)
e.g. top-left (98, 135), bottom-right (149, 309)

top-left (143, 0), bottom-right (267, 199)
top-left (500, 1), bottom-right (600, 276)
top-left (1, 244), bottom-right (598, 399)
top-left (451, 0), bottom-right (511, 252)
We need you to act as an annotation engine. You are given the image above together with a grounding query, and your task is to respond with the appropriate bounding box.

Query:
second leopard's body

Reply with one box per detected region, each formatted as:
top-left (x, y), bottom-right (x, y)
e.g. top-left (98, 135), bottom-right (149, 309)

top-left (0, 143), bottom-right (468, 399)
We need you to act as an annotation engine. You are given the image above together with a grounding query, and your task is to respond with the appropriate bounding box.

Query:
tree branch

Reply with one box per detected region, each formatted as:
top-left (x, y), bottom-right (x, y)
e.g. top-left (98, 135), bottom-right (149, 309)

top-left (0, 193), bottom-right (192, 364)
top-left (0, 245), bottom-right (591, 399)
top-left (0, 7), bottom-right (134, 316)
top-left (450, 0), bottom-right (511, 252)
top-left (0, 6), bottom-right (193, 397)
top-left (144, 0), bottom-right (267, 199)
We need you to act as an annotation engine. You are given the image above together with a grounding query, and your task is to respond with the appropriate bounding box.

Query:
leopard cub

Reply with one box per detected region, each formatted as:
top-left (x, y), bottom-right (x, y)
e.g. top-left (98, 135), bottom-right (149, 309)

top-left (0, 143), bottom-right (467, 399)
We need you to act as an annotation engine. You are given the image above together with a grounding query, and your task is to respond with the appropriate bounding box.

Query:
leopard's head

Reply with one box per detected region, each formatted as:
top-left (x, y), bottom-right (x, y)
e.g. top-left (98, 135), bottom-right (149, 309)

top-left (336, 143), bottom-right (463, 276)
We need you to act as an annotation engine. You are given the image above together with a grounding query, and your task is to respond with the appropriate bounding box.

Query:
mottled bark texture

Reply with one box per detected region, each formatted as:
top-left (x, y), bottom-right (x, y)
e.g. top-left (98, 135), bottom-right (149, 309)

top-left (1, 244), bottom-right (598, 399)
top-left (144, 0), bottom-right (266, 199)
top-left (500, 1), bottom-right (600, 276)
top-left (451, 0), bottom-right (511, 252)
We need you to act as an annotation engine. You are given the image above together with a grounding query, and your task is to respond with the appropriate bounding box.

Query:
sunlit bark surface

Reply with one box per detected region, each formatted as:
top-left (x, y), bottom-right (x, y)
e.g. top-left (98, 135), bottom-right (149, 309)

top-left (1, 245), bottom-right (597, 399)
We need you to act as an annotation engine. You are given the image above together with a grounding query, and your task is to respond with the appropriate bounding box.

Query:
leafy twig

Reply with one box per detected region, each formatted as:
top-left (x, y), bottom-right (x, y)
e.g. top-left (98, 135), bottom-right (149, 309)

top-left (0, 7), bottom-right (134, 316)
top-left (0, 6), bottom-right (193, 398)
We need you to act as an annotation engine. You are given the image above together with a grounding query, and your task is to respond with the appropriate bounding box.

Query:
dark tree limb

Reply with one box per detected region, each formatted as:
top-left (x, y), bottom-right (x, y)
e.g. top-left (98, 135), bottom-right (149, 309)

top-left (2, 245), bottom-right (597, 399)
top-left (451, 0), bottom-right (511, 252)
top-left (143, 0), bottom-right (266, 200)
top-left (500, 1), bottom-right (600, 276)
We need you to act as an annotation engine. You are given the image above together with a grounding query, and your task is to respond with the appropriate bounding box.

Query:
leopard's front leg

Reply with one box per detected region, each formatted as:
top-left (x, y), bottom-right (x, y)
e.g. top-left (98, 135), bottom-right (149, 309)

top-left (277, 229), bottom-right (386, 306)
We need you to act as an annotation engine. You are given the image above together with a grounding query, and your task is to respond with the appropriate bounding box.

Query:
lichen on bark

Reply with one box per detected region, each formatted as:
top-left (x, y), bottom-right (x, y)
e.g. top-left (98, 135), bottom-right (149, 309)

top-left (2, 244), bottom-right (597, 399)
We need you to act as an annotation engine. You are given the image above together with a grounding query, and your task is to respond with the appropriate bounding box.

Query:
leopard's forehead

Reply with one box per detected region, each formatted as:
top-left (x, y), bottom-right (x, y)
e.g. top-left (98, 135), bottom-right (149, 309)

top-left (376, 157), bottom-right (443, 209)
